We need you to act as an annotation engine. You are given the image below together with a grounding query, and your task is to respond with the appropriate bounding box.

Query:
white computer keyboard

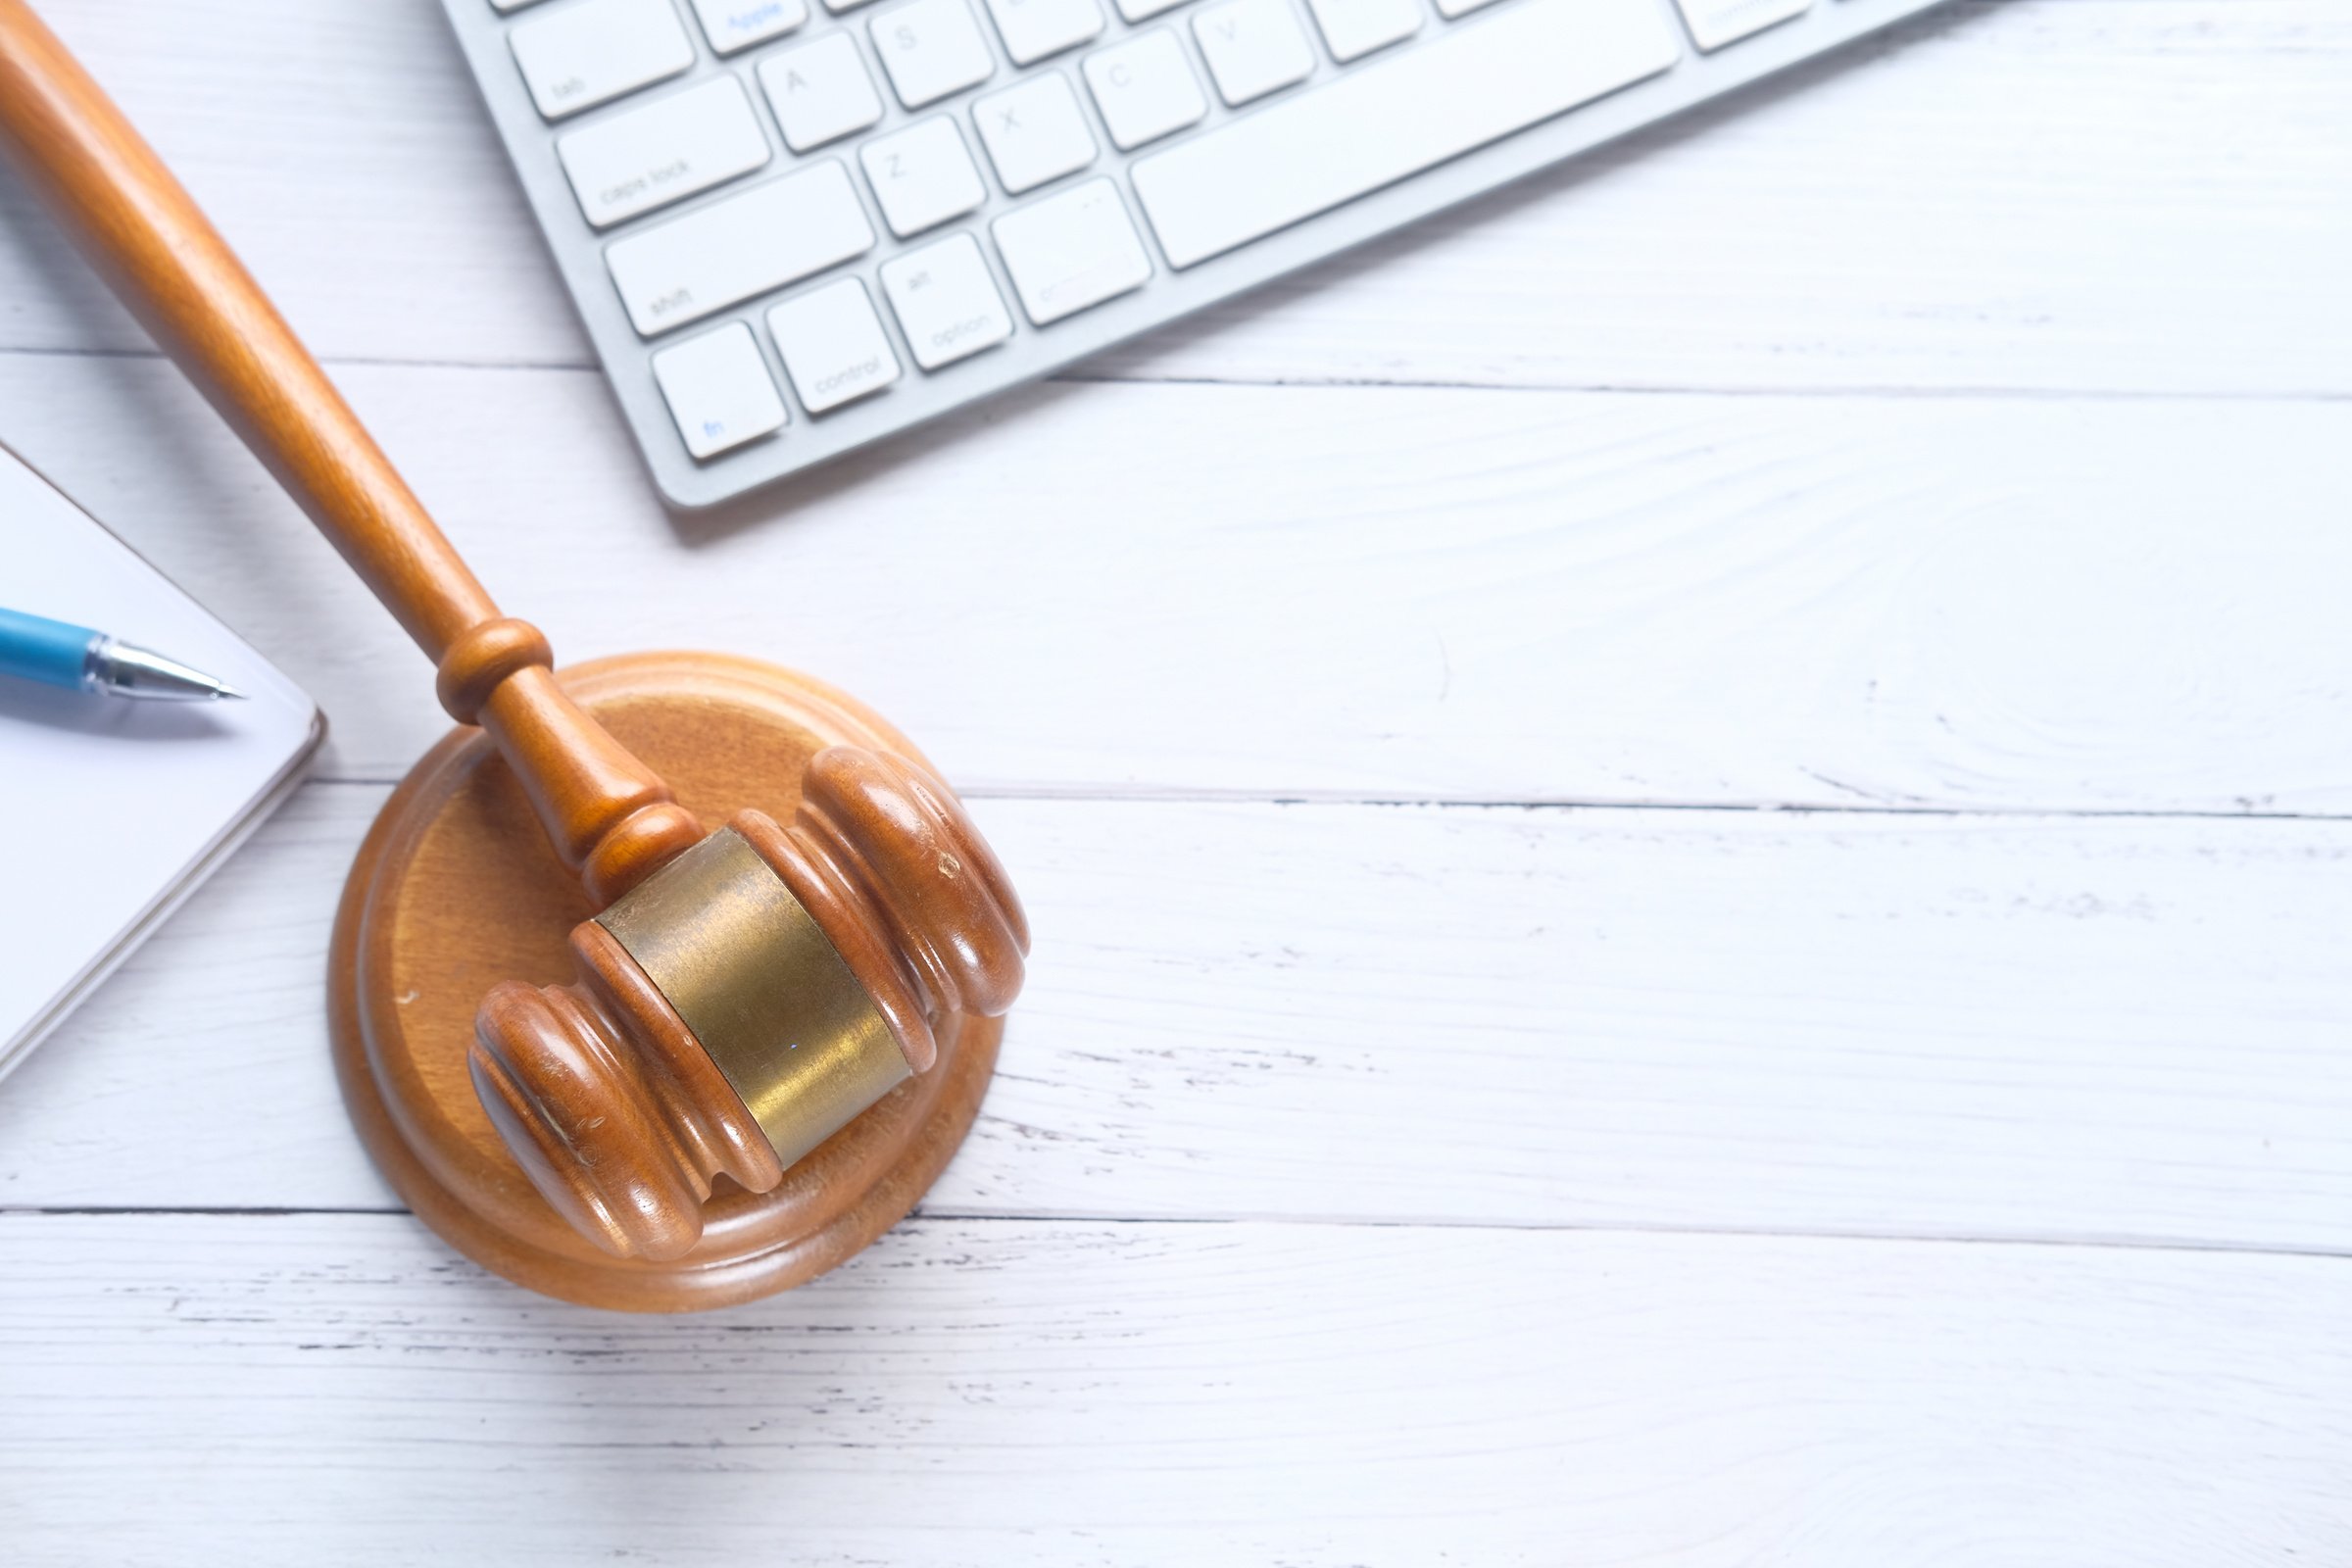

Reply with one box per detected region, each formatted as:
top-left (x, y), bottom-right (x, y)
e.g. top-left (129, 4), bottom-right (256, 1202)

top-left (443, 0), bottom-right (1949, 507)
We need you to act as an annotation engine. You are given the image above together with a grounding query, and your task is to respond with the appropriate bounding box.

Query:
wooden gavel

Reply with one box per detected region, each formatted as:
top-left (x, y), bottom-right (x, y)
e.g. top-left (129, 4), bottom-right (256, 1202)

top-left (0, 2), bottom-right (1027, 1264)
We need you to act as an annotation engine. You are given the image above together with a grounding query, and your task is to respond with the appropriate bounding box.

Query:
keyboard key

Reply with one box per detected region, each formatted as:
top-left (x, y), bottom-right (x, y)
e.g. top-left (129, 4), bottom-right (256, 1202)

top-left (1193, 0), bottom-right (1315, 106)
top-left (1432, 0), bottom-right (1501, 15)
top-left (510, 0), bottom-right (695, 121)
top-left (869, 0), bottom-right (997, 109)
top-left (492, 0), bottom-right (553, 12)
top-left (606, 163), bottom-right (875, 334)
top-left (860, 117), bottom-right (988, 237)
top-left (689, 0), bottom-right (810, 52)
top-left (973, 74), bottom-right (1099, 194)
top-left (981, 0), bottom-right (1104, 66)
top-left (1304, 0), bottom-right (1419, 61)
top-left (1112, 0), bottom-right (1187, 21)
top-left (991, 177), bottom-right (1152, 325)
top-left (557, 78), bottom-right (771, 229)
top-left (1671, 0), bottom-right (1809, 51)
top-left (1133, 0), bottom-right (1678, 267)
top-left (652, 322), bottom-right (788, 458)
top-left (758, 34), bottom-right (886, 151)
top-left (767, 279), bottom-right (902, 412)
top-left (880, 233), bottom-right (1015, 369)
top-left (1081, 31), bottom-right (1207, 152)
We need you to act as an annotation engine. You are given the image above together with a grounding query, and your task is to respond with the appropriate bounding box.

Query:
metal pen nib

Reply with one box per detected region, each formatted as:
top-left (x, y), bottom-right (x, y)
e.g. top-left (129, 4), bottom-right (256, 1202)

top-left (85, 635), bottom-right (244, 701)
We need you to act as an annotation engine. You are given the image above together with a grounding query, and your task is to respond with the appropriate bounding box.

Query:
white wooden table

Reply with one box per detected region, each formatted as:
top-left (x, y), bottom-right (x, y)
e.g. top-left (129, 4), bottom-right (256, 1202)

top-left (3, 1), bottom-right (2349, 1560)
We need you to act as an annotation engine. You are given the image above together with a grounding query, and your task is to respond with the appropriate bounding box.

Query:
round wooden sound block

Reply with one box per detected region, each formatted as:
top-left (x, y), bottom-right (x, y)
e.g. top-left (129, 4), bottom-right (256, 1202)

top-left (328, 652), bottom-right (1001, 1312)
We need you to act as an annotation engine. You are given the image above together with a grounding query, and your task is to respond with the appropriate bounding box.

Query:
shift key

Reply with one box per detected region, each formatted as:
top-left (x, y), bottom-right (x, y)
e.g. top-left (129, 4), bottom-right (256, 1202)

top-left (605, 164), bottom-right (876, 336)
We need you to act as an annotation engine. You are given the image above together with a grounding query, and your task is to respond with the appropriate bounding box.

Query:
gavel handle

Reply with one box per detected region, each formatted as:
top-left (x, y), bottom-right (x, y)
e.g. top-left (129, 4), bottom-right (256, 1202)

top-left (0, 0), bottom-right (702, 902)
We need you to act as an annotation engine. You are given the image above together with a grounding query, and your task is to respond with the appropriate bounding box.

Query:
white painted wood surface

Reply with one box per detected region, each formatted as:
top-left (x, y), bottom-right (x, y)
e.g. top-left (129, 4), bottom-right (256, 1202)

top-left (9, 789), bottom-right (2352, 1254)
top-left (1, 0), bottom-right (2347, 1561)
top-left (6, 1216), bottom-right (2349, 1565)
top-left (11, 358), bottom-right (2352, 811)
top-left (3, 1), bottom-right (2346, 393)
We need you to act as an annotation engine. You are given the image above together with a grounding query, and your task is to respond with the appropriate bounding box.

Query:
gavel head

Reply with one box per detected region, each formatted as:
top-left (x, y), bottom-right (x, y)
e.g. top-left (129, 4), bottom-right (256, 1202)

top-left (467, 746), bottom-right (1029, 1260)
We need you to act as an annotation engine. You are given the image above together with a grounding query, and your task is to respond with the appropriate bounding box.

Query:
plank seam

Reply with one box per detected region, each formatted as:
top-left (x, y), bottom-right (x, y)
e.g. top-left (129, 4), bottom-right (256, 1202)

top-left (1, 343), bottom-right (2344, 405)
top-left (8, 1206), bottom-right (2348, 1263)
top-left (294, 775), bottom-right (2352, 823)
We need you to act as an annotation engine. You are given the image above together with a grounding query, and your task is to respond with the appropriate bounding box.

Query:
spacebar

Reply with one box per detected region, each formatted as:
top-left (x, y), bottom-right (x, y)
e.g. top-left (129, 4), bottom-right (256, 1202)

top-left (1130, 0), bottom-right (1681, 270)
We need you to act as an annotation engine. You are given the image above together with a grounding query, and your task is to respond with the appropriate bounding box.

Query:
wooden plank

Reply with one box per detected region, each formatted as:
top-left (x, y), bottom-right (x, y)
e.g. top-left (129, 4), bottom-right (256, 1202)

top-left (4, 354), bottom-right (2350, 811)
top-left (0, 1212), bottom-right (2345, 1564)
top-left (0, 2), bottom-right (2343, 395)
top-left (7, 787), bottom-right (2349, 1253)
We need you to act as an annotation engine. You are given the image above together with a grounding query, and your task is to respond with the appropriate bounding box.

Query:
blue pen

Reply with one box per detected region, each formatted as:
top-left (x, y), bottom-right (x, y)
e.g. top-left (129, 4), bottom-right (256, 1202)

top-left (0, 605), bottom-right (243, 702)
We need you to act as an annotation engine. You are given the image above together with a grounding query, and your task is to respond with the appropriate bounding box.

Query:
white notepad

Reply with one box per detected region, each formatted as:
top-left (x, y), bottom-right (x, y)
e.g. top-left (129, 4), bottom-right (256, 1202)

top-left (0, 443), bottom-right (322, 1084)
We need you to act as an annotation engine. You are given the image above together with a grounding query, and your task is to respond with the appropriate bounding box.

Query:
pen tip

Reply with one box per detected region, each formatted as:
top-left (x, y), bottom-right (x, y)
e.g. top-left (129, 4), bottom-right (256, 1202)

top-left (92, 640), bottom-right (253, 701)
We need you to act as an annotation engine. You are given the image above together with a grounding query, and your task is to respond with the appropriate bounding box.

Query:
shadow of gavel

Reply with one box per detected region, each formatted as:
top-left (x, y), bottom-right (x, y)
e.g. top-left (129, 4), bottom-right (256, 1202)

top-left (0, 1), bottom-right (1027, 1268)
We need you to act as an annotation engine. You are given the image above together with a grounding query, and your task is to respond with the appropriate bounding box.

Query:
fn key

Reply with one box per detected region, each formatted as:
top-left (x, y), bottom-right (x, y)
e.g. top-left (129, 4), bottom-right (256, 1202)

top-left (652, 322), bottom-right (788, 460)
